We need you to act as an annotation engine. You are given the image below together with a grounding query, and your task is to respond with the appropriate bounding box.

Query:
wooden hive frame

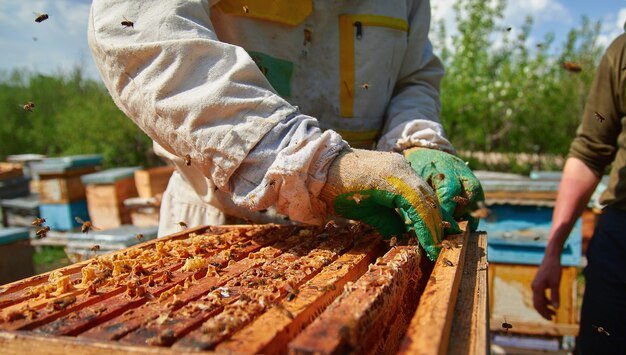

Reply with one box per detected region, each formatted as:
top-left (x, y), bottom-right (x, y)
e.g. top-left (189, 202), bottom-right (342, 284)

top-left (0, 222), bottom-right (486, 354)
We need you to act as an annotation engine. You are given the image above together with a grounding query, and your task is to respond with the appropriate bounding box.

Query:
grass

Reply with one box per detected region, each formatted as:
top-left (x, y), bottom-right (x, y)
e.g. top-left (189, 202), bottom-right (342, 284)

top-left (33, 246), bottom-right (71, 274)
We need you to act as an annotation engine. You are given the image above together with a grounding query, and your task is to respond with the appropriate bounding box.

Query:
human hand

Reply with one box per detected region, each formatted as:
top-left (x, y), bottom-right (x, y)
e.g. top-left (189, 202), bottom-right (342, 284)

top-left (404, 148), bottom-right (485, 231)
top-left (320, 148), bottom-right (460, 260)
top-left (531, 256), bottom-right (562, 320)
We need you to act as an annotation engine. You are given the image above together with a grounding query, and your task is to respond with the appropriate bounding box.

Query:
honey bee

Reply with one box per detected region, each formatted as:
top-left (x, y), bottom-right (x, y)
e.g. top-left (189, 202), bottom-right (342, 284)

top-left (592, 324), bottom-right (610, 336)
top-left (348, 192), bottom-right (368, 204)
top-left (75, 217), bottom-right (98, 233)
top-left (50, 295), bottom-right (76, 310)
top-left (594, 111), bottom-right (606, 123)
top-left (502, 317), bottom-right (513, 334)
top-left (561, 61), bottom-right (582, 73)
top-left (23, 102), bottom-right (35, 112)
top-left (183, 154), bottom-right (192, 166)
top-left (135, 233), bottom-right (144, 241)
top-left (389, 236), bottom-right (398, 248)
top-left (440, 240), bottom-right (454, 250)
top-left (303, 29), bottom-right (312, 45)
top-left (34, 13), bottom-right (49, 23)
top-left (361, 83), bottom-right (369, 90)
top-left (470, 207), bottom-right (491, 219)
top-left (442, 257), bottom-right (454, 267)
top-left (32, 217), bottom-right (46, 227)
top-left (178, 221), bottom-right (188, 230)
top-left (121, 16), bottom-right (134, 28)
top-left (242, 5), bottom-right (249, 13)
top-left (36, 226), bottom-right (50, 239)
top-left (285, 282), bottom-right (299, 301)
top-left (91, 245), bottom-right (101, 252)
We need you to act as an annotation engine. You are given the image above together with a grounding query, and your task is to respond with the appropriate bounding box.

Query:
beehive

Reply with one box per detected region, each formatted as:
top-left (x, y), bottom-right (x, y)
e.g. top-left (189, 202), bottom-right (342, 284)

top-left (0, 222), bottom-right (485, 354)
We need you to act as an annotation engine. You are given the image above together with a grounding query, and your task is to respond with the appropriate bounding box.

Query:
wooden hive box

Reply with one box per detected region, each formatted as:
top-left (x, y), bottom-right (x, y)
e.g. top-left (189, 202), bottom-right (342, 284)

top-left (0, 222), bottom-right (486, 355)
top-left (82, 168), bottom-right (141, 230)
top-left (32, 155), bottom-right (103, 205)
top-left (0, 228), bottom-right (34, 285)
top-left (134, 167), bottom-right (175, 199)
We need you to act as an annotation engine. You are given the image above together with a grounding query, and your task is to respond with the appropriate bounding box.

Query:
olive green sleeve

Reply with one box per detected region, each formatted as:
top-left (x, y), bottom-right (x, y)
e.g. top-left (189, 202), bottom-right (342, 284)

top-left (568, 34), bottom-right (626, 176)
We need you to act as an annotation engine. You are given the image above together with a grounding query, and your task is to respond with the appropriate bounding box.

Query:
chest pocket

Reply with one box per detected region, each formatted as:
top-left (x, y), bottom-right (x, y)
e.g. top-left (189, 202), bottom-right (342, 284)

top-left (338, 14), bottom-right (408, 118)
top-left (215, 0), bottom-right (312, 26)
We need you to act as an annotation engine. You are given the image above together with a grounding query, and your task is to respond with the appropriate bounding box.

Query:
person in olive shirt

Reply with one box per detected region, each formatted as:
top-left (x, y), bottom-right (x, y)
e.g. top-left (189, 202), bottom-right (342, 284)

top-left (532, 33), bottom-right (626, 353)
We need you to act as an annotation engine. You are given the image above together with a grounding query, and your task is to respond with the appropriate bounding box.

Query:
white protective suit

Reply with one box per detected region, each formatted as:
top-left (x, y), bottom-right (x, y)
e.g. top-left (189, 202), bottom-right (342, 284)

top-left (87, 0), bottom-right (455, 236)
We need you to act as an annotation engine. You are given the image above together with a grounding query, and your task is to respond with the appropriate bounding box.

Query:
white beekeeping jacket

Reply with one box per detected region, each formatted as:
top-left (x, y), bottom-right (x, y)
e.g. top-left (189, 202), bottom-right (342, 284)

top-left (87, 0), bottom-right (454, 235)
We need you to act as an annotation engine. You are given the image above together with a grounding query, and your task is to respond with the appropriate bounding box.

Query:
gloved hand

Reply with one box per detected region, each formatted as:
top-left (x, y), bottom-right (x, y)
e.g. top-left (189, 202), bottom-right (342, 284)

top-left (320, 148), bottom-right (460, 260)
top-left (404, 148), bottom-right (485, 231)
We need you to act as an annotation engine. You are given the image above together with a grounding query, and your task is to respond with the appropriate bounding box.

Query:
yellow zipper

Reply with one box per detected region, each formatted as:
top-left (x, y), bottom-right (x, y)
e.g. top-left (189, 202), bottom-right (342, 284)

top-left (339, 14), bottom-right (409, 118)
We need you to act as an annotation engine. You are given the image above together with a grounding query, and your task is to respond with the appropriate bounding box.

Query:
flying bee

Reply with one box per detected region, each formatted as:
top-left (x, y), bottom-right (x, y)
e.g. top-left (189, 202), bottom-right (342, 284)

top-left (594, 111), bottom-right (606, 123)
top-left (502, 317), bottom-right (513, 334)
top-left (91, 245), bottom-right (101, 253)
top-left (303, 28), bottom-right (312, 45)
top-left (23, 102), bottom-right (35, 112)
top-left (242, 5), bottom-right (249, 13)
top-left (178, 221), bottom-right (188, 230)
top-left (121, 16), bottom-right (134, 28)
top-left (136, 233), bottom-right (144, 241)
top-left (32, 217), bottom-right (46, 227)
top-left (592, 324), bottom-right (610, 336)
top-left (361, 83), bottom-right (369, 90)
top-left (34, 12), bottom-right (49, 23)
top-left (36, 226), bottom-right (50, 239)
top-left (183, 154), bottom-right (192, 166)
top-left (389, 236), bottom-right (398, 248)
top-left (561, 61), bottom-right (582, 73)
top-left (75, 217), bottom-right (98, 234)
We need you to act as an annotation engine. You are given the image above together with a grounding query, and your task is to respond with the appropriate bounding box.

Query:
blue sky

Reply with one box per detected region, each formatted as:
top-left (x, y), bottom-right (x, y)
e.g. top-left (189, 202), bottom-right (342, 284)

top-left (0, 0), bottom-right (624, 81)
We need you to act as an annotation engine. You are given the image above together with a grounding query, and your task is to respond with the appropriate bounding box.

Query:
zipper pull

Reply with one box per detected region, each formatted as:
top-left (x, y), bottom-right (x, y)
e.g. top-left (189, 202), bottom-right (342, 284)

top-left (354, 21), bottom-right (362, 40)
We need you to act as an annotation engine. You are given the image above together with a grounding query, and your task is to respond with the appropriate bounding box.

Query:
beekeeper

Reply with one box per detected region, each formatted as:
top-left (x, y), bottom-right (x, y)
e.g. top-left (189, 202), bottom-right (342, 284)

top-left (88, 0), bottom-right (483, 260)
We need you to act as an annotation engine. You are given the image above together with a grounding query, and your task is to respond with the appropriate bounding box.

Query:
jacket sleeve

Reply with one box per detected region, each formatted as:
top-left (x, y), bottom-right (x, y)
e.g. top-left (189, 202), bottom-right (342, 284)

top-left (88, 0), bottom-right (345, 225)
top-left (568, 34), bottom-right (625, 176)
top-left (376, 0), bottom-right (455, 154)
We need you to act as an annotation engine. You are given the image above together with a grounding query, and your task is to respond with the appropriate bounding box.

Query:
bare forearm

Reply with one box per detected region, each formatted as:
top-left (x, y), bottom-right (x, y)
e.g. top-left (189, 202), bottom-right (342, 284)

top-left (545, 157), bottom-right (600, 258)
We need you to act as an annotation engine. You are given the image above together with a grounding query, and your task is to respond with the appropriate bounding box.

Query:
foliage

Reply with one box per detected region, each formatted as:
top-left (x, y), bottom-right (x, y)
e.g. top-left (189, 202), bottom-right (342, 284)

top-left (433, 0), bottom-right (604, 172)
top-left (0, 67), bottom-right (157, 168)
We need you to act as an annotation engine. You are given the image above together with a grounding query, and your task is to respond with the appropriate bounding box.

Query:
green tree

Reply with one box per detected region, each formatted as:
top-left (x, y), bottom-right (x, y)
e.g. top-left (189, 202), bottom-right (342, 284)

top-left (433, 0), bottom-right (603, 172)
top-left (0, 67), bottom-right (157, 168)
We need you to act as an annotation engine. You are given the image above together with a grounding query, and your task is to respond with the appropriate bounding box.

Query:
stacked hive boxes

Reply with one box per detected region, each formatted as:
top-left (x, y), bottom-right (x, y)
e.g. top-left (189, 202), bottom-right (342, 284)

top-left (125, 166), bottom-right (175, 227)
top-left (81, 167), bottom-right (140, 230)
top-left (32, 155), bottom-right (102, 231)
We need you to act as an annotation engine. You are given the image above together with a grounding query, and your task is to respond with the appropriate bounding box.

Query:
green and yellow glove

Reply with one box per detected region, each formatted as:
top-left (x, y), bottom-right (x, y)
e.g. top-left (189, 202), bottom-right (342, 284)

top-left (404, 148), bottom-right (485, 232)
top-left (320, 148), bottom-right (460, 260)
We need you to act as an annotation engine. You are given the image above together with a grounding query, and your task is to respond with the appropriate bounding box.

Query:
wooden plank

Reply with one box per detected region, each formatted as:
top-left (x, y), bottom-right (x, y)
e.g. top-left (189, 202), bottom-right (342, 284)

top-left (485, 190), bottom-right (557, 201)
top-left (489, 321), bottom-right (579, 336)
top-left (398, 227), bottom-right (470, 355)
top-left (447, 232), bottom-right (488, 355)
top-left (215, 231), bottom-right (385, 354)
top-left (288, 245), bottom-right (421, 354)
top-left (0, 331), bottom-right (181, 355)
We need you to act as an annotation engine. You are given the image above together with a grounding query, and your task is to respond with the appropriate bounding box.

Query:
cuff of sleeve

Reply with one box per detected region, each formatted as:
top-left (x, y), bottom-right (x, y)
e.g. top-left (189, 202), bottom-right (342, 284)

top-left (230, 114), bottom-right (347, 225)
top-left (376, 120), bottom-right (456, 155)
